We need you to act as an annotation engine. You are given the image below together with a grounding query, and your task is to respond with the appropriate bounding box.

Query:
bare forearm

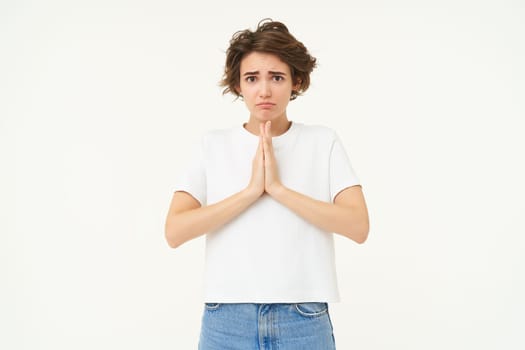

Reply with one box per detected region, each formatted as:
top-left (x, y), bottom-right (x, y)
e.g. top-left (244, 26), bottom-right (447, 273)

top-left (271, 186), bottom-right (369, 243)
top-left (165, 189), bottom-right (258, 248)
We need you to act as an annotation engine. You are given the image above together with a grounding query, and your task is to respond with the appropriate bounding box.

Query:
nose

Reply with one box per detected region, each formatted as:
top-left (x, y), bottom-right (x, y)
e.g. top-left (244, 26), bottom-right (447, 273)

top-left (259, 80), bottom-right (271, 98)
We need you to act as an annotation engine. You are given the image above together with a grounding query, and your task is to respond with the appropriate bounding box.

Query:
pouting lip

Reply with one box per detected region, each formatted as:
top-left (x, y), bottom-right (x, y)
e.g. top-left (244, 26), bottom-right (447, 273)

top-left (256, 102), bottom-right (276, 107)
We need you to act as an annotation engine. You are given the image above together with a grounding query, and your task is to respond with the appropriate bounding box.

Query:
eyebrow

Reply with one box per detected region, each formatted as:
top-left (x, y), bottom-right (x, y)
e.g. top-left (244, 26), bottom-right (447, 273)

top-left (243, 71), bottom-right (287, 76)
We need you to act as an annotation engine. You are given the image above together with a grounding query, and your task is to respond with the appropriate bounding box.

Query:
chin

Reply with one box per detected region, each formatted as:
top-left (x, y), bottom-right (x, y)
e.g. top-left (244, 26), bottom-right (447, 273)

top-left (251, 110), bottom-right (282, 123)
top-left (253, 115), bottom-right (273, 122)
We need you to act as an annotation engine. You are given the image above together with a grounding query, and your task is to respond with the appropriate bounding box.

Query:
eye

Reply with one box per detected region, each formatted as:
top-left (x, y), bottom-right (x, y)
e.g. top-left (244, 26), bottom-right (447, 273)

top-left (245, 76), bottom-right (256, 82)
top-left (273, 75), bottom-right (284, 82)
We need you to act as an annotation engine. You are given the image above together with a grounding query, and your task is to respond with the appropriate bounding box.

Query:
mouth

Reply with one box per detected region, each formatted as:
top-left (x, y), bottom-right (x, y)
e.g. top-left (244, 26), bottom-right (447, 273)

top-left (256, 103), bottom-right (275, 109)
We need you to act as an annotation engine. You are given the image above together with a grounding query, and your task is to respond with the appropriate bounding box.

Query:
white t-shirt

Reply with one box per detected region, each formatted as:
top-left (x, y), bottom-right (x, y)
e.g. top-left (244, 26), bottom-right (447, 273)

top-left (173, 121), bottom-right (360, 303)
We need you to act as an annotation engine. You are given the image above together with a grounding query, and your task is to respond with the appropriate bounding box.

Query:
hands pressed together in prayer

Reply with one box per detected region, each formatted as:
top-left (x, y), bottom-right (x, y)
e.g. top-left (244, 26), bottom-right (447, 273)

top-left (247, 121), bottom-right (284, 199)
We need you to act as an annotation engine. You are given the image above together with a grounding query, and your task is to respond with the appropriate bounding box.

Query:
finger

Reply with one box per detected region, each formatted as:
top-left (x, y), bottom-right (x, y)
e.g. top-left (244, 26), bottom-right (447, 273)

top-left (262, 135), bottom-right (273, 168)
top-left (262, 126), bottom-right (270, 148)
top-left (258, 124), bottom-right (265, 156)
top-left (262, 132), bottom-right (268, 154)
top-left (258, 133), bottom-right (265, 159)
top-left (265, 121), bottom-right (272, 138)
top-left (263, 122), bottom-right (274, 156)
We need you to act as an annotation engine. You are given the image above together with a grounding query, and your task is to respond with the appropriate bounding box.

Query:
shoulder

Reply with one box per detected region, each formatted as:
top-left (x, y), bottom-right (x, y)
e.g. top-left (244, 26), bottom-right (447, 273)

top-left (199, 125), bottom-right (240, 145)
top-left (296, 122), bottom-right (338, 142)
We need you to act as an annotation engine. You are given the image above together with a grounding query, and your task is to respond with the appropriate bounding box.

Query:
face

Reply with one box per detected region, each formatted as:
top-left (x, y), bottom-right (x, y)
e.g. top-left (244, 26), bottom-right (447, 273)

top-left (237, 51), bottom-right (299, 124)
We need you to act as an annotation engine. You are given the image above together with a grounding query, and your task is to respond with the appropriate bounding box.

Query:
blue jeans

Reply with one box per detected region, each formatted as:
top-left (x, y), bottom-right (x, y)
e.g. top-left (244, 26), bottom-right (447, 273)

top-left (198, 302), bottom-right (337, 350)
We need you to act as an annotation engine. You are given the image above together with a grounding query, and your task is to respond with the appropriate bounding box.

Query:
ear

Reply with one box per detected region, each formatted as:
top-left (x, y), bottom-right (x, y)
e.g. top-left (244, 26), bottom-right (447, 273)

top-left (292, 78), bottom-right (302, 92)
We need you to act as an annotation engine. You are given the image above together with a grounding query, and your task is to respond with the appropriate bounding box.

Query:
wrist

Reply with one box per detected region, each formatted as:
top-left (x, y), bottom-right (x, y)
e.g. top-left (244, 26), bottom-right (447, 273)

top-left (266, 182), bottom-right (287, 199)
top-left (242, 186), bottom-right (262, 203)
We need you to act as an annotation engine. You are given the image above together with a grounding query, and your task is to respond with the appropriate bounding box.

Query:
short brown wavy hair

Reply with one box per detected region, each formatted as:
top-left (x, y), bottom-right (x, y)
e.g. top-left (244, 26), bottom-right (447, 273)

top-left (220, 19), bottom-right (317, 100)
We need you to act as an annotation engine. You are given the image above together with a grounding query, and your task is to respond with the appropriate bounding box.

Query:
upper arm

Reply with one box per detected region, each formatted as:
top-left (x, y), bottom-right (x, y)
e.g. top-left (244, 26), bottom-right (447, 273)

top-left (334, 185), bottom-right (369, 242)
top-left (334, 185), bottom-right (367, 211)
top-left (167, 191), bottom-right (202, 216)
top-left (164, 191), bottom-right (202, 248)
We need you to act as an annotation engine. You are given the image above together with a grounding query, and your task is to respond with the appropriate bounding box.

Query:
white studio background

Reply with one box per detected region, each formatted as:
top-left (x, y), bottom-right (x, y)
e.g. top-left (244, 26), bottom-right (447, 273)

top-left (1, 0), bottom-right (524, 349)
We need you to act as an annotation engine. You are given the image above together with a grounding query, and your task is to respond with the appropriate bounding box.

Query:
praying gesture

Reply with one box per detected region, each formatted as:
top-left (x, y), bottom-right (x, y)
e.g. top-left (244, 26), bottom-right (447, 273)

top-left (247, 120), bottom-right (284, 199)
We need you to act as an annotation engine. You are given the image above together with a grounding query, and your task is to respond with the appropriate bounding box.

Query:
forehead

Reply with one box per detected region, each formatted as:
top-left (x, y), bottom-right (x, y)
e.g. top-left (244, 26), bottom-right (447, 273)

top-left (240, 51), bottom-right (291, 74)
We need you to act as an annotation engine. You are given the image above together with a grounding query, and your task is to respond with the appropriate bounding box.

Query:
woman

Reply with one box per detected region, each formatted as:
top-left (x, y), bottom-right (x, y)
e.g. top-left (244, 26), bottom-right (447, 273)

top-left (165, 19), bottom-right (369, 350)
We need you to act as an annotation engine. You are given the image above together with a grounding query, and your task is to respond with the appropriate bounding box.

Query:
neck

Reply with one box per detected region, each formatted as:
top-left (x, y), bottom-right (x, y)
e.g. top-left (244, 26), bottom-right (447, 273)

top-left (243, 116), bottom-right (292, 137)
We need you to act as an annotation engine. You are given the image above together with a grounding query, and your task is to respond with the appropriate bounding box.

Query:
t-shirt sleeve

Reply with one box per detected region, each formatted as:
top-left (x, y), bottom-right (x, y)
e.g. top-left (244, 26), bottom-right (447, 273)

top-left (329, 132), bottom-right (361, 203)
top-left (172, 134), bottom-right (207, 206)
